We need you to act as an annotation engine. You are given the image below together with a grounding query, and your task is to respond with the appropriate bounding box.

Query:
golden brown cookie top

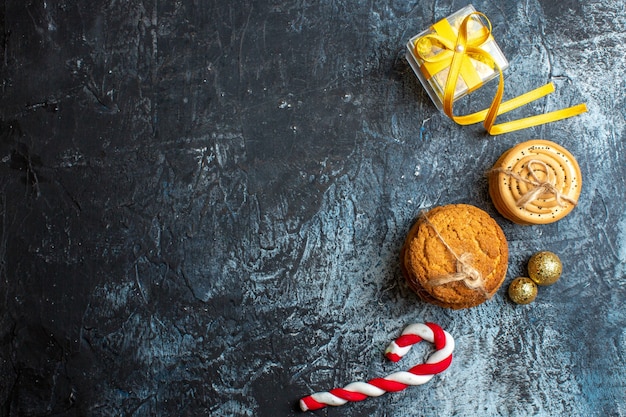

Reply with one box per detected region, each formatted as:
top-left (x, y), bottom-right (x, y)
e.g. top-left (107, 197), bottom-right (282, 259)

top-left (488, 139), bottom-right (582, 225)
top-left (403, 204), bottom-right (508, 309)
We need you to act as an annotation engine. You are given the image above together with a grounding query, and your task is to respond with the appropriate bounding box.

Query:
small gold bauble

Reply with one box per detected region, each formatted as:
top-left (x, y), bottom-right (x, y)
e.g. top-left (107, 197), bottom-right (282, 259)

top-left (528, 251), bottom-right (562, 286)
top-left (508, 277), bottom-right (538, 305)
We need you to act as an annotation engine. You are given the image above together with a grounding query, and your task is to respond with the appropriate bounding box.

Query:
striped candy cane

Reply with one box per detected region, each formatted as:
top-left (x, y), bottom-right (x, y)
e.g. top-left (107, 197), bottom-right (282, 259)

top-left (299, 322), bottom-right (454, 411)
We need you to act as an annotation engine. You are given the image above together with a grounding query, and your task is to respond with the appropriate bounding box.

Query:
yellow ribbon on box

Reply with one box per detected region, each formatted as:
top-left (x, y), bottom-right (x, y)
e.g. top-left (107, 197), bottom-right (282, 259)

top-left (418, 18), bottom-right (490, 93)
top-left (415, 12), bottom-right (587, 135)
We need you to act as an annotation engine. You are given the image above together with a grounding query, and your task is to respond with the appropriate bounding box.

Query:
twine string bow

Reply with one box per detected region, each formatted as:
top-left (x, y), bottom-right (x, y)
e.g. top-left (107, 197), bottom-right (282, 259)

top-left (420, 213), bottom-right (489, 299)
top-left (495, 159), bottom-right (578, 208)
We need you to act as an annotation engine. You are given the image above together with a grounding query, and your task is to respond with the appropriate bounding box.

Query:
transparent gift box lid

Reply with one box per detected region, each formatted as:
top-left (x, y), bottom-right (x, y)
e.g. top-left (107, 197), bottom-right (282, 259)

top-left (406, 5), bottom-right (509, 111)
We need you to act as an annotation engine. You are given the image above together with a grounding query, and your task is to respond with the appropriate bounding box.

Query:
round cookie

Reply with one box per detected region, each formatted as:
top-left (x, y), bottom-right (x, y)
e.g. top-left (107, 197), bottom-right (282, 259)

top-left (488, 140), bottom-right (582, 225)
top-left (400, 204), bottom-right (509, 309)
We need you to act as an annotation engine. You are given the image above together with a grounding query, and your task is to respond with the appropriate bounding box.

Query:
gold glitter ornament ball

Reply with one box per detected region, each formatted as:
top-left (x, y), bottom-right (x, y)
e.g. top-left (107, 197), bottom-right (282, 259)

top-left (528, 251), bottom-right (562, 286)
top-left (508, 277), bottom-right (538, 304)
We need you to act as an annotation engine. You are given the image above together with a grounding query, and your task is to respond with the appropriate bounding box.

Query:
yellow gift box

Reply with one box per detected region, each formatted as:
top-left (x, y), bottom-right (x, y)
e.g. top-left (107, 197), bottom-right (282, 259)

top-left (406, 5), bottom-right (508, 110)
top-left (405, 5), bottom-right (587, 135)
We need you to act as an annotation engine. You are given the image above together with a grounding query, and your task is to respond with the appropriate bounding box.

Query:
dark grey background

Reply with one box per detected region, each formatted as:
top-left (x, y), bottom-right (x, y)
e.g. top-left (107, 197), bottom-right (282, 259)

top-left (1, 0), bottom-right (624, 416)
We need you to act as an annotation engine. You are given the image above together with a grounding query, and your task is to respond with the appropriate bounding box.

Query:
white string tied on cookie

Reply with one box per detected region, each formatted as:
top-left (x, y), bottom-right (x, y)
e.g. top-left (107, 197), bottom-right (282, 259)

top-left (493, 159), bottom-right (578, 208)
top-left (428, 253), bottom-right (484, 290)
top-left (420, 212), bottom-right (489, 298)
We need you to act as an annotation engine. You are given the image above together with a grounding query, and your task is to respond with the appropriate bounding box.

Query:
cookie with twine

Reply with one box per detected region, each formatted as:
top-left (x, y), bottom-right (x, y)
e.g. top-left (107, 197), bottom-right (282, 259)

top-left (400, 204), bottom-right (509, 309)
top-left (488, 139), bottom-right (582, 225)
top-left (405, 5), bottom-right (587, 135)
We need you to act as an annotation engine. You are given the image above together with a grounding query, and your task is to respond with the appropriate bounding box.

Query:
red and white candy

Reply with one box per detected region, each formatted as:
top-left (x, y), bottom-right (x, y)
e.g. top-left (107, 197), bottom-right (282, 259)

top-left (299, 322), bottom-right (454, 411)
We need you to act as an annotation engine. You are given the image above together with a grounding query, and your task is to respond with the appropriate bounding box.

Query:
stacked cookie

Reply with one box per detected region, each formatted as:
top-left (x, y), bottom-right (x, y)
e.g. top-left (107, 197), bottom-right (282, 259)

top-left (400, 204), bottom-right (509, 309)
top-left (488, 139), bottom-right (581, 225)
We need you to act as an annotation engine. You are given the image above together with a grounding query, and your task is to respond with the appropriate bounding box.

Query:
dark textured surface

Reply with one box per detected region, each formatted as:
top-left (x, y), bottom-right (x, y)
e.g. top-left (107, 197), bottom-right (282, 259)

top-left (1, 1), bottom-right (625, 416)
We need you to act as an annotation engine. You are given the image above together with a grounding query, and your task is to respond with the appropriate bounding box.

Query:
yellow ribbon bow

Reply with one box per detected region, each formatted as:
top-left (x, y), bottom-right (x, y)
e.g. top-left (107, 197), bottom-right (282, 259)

top-left (415, 12), bottom-right (587, 135)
